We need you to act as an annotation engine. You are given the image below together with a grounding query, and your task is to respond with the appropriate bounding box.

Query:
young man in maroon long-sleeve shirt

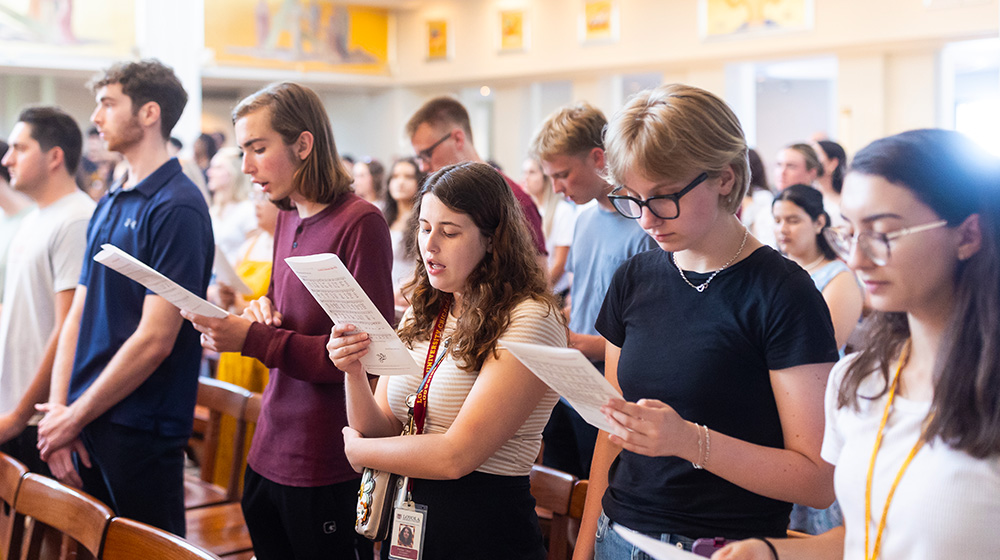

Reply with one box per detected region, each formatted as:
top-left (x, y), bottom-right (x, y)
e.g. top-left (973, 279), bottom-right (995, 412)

top-left (184, 82), bottom-right (393, 560)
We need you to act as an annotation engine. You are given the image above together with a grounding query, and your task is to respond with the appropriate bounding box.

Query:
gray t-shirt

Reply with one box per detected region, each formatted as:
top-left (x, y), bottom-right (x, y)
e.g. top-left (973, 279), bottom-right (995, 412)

top-left (0, 191), bottom-right (94, 414)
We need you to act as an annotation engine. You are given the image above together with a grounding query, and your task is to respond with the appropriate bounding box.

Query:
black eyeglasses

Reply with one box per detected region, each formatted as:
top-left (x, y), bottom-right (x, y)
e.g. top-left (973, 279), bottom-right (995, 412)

top-left (415, 131), bottom-right (453, 164)
top-left (823, 219), bottom-right (949, 266)
top-left (608, 172), bottom-right (709, 220)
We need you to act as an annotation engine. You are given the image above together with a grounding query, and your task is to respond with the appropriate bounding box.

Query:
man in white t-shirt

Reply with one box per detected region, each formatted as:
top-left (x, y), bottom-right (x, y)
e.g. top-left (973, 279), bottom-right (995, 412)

top-left (0, 107), bottom-right (95, 473)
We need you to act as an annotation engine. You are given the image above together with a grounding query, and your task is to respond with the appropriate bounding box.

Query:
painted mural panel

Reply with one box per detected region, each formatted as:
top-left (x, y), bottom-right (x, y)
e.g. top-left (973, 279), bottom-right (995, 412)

top-left (0, 0), bottom-right (135, 61)
top-left (701, 0), bottom-right (814, 38)
top-left (204, 0), bottom-right (389, 74)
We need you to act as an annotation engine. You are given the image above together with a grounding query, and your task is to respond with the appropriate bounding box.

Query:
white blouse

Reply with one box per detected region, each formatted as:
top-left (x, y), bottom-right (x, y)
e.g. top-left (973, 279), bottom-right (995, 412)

top-left (822, 355), bottom-right (1000, 560)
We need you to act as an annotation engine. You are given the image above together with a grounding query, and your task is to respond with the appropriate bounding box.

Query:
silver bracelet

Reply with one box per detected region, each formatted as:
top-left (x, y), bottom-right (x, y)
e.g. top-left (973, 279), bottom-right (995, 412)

top-left (693, 424), bottom-right (711, 469)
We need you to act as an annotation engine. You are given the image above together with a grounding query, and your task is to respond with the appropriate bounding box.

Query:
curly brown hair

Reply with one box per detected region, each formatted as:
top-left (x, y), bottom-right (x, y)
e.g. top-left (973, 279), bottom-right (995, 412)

top-left (397, 162), bottom-right (561, 371)
top-left (87, 59), bottom-right (187, 141)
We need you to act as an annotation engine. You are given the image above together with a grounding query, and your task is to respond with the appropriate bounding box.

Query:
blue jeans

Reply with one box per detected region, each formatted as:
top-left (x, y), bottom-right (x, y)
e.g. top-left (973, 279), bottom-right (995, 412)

top-left (594, 511), bottom-right (697, 560)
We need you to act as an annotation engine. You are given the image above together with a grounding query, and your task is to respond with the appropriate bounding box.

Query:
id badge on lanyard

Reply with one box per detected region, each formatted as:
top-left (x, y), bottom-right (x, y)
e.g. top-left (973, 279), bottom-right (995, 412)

top-left (388, 501), bottom-right (428, 560)
top-left (390, 297), bottom-right (451, 560)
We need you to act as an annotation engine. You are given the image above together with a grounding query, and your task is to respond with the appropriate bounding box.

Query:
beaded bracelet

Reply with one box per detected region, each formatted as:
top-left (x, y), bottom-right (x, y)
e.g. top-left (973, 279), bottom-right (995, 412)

top-left (751, 537), bottom-right (779, 560)
top-left (692, 423), bottom-right (711, 469)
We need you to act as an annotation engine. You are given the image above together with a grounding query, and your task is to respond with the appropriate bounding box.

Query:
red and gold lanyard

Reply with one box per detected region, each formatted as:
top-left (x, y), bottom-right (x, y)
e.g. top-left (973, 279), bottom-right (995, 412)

top-left (864, 340), bottom-right (931, 560)
top-left (408, 296), bottom-right (452, 436)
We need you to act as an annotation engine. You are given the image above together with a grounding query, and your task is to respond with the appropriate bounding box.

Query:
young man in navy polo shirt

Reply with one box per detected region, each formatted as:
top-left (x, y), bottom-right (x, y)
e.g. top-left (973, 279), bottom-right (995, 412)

top-left (36, 60), bottom-right (213, 537)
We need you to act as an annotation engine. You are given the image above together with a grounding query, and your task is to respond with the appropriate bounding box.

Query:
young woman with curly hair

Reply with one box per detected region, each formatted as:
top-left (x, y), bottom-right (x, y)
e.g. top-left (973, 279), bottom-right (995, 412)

top-left (328, 161), bottom-right (566, 560)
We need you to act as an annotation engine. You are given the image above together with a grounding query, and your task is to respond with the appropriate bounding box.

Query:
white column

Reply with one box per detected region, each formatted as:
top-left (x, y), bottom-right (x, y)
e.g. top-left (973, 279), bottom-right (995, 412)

top-left (134, 0), bottom-right (204, 150)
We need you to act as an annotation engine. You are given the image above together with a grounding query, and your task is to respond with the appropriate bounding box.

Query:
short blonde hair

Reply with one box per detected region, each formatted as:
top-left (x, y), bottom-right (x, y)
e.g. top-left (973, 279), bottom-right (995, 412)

top-left (529, 102), bottom-right (606, 161)
top-left (603, 84), bottom-right (749, 214)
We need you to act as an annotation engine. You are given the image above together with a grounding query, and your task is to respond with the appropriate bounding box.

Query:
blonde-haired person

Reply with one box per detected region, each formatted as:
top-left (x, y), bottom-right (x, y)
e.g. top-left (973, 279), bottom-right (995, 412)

top-left (522, 156), bottom-right (576, 297)
top-left (575, 84), bottom-right (839, 559)
top-left (714, 129), bottom-right (1000, 560)
top-left (530, 102), bottom-right (656, 480)
top-left (328, 162), bottom-right (565, 559)
top-left (183, 82), bottom-right (393, 560)
top-left (207, 146), bottom-right (257, 264)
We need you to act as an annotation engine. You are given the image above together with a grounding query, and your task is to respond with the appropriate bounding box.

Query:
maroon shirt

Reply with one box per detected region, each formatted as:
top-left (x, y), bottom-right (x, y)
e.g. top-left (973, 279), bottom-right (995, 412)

top-left (242, 193), bottom-right (394, 487)
top-left (502, 173), bottom-right (547, 256)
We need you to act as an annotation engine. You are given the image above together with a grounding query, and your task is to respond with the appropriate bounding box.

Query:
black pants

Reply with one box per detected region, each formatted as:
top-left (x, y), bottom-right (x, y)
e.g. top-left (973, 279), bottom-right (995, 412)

top-left (0, 425), bottom-right (52, 478)
top-left (77, 419), bottom-right (188, 536)
top-left (542, 399), bottom-right (599, 479)
top-left (380, 471), bottom-right (546, 560)
top-left (243, 465), bottom-right (374, 560)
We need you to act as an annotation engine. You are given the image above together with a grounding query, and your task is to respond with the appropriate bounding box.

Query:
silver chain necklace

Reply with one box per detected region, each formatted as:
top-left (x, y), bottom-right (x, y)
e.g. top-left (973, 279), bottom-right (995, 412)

top-left (672, 228), bottom-right (750, 293)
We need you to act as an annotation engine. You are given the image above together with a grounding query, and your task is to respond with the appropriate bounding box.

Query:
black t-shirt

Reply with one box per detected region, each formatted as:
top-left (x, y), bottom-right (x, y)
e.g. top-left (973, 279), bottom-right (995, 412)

top-left (595, 246), bottom-right (838, 539)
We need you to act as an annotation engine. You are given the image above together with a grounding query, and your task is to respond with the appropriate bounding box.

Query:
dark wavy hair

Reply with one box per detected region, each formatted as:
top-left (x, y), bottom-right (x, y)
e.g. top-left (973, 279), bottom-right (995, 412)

top-left (816, 140), bottom-right (847, 194)
top-left (838, 129), bottom-right (1000, 458)
top-left (397, 162), bottom-right (561, 371)
top-left (773, 184), bottom-right (837, 260)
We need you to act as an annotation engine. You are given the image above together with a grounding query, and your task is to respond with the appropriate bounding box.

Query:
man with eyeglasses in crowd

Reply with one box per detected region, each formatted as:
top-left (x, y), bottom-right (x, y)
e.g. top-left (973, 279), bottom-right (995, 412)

top-left (405, 97), bottom-right (547, 261)
top-left (529, 103), bottom-right (656, 480)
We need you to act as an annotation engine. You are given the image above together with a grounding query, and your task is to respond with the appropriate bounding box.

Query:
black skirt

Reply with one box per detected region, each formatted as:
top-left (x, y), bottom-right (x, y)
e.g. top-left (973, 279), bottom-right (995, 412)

top-left (381, 471), bottom-right (546, 560)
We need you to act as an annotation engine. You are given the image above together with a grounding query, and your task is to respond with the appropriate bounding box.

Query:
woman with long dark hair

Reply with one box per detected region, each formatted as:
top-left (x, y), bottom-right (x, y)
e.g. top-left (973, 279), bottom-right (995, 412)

top-left (714, 129), bottom-right (1000, 559)
top-left (328, 161), bottom-right (565, 559)
top-left (383, 157), bottom-right (425, 309)
top-left (773, 184), bottom-right (863, 352)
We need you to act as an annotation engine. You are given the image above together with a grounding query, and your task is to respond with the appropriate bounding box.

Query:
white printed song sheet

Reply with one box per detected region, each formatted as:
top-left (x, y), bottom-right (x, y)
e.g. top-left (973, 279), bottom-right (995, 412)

top-left (212, 246), bottom-right (252, 295)
top-left (94, 244), bottom-right (228, 319)
top-left (613, 525), bottom-right (703, 560)
top-left (498, 339), bottom-right (621, 433)
top-left (285, 253), bottom-right (419, 376)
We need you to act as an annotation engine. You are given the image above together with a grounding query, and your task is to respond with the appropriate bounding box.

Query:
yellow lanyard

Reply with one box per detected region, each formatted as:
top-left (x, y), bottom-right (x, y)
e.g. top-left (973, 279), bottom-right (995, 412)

top-left (864, 340), bottom-right (930, 560)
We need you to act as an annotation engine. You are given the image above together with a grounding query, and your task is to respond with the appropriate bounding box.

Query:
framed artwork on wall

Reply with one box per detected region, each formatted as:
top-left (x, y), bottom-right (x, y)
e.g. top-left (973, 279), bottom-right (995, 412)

top-left (579, 0), bottom-right (618, 44)
top-left (498, 9), bottom-right (528, 53)
top-left (699, 0), bottom-right (814, 39)
top-left (427, 19), bottom-right (449, 60)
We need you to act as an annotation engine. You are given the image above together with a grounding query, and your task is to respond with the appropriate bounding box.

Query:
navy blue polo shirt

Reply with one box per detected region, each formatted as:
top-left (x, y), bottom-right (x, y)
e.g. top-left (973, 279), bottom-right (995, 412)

top-left (70, 158), bottom-right (213, 438)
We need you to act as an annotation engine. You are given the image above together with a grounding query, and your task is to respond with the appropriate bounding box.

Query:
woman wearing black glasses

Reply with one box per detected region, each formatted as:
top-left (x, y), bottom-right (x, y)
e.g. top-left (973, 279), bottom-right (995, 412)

top-left (714, 130), bottom-right (1000, 560)
top-left (574, 84), bottom-right (840, 559)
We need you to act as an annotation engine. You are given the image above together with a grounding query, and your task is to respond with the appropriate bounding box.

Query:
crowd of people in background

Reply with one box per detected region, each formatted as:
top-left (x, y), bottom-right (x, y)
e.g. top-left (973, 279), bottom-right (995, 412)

top-left (0, 57), bottom-right (998, 560)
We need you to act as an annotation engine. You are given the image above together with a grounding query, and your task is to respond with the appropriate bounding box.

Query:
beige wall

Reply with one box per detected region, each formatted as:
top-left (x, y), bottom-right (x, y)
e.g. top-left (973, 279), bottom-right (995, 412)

top-left (384, 0), bottom-right (996, 171)
top-left (393, 0), bottom-right (996, 85)
top-left (3, 0), bottom-right (997, 174)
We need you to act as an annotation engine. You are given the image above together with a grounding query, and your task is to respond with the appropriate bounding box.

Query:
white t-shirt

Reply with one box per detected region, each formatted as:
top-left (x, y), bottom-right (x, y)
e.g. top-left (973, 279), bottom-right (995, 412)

top-left (822, 355), bottom-right (1000, 560)
top-left (545, 200), bottom-right (577, 294)
top-left (0, 191), bottom-right (95, 414)
top-left (387, 298), bottom-right (565, 477)
top-left (749, 191), bottom-right (778, 249)
top-left (389, 228), bottom-right (415, 294)
top-left (211, 199), bottom-right (257, 265)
